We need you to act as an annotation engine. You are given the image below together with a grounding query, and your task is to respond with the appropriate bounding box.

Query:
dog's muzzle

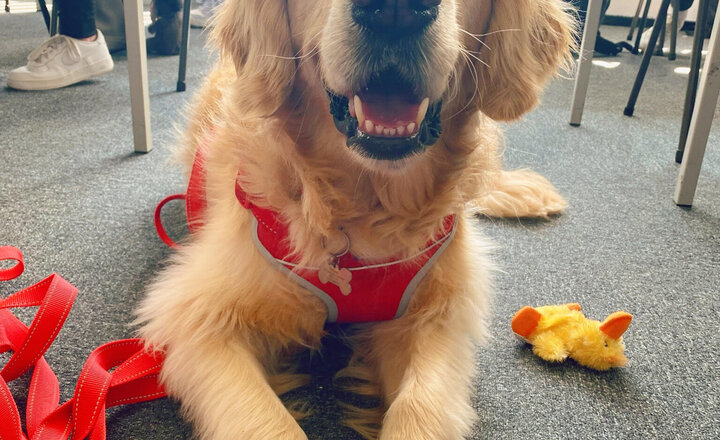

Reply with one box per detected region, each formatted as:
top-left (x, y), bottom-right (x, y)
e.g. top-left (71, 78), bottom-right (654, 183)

top-left (327, 70), bottom-right (442, 161)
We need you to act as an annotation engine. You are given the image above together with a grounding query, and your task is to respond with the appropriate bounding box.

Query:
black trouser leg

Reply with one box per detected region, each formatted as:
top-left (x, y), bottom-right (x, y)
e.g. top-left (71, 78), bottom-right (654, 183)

top-left (58, 0), bottom-right (96, 39)
top-left (678, 0), bottom-right (694, 10)
top-left (567, 0), bottom-right (611, 50)
top-left (154, 0), bottom-right (183, 16)
top-left (147, 0), bottom-right (184, 56)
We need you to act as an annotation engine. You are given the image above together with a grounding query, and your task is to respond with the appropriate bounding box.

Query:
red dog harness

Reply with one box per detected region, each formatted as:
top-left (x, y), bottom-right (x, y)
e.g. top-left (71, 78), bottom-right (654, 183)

top-left (155, 148), bottom-right (457, 323)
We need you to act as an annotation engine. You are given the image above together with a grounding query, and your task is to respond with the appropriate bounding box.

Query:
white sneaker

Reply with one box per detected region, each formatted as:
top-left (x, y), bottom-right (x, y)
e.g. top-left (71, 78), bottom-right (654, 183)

top-left (639, 8), bottom-right (688, 51)
top-left (7, 30), bottom-right (114, 91)
top-left (190, 0), bottom-right (222, 28)
top-left (189, 8), bottom-right (209, 28)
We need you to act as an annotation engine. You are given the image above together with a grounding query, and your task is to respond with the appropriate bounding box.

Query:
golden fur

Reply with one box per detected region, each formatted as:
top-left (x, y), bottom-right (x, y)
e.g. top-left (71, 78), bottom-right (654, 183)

top-left (135, 1), bottom-right (576, 439)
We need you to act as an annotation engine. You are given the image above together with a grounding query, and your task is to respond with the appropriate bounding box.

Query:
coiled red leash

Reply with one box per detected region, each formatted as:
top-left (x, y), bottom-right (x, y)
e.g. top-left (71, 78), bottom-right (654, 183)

top-left (0, 246), bottom-right (166, 439)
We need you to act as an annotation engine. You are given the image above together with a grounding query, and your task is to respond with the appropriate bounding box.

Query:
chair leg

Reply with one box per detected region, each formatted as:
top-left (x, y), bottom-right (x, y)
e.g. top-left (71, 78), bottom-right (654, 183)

top-left (674, 8), bottom-right (720, 207)
top-left (628, 0), bottom-right (645, 41)
top-left (625, 0), bottom-right (672, 117)
top-left (669, 0), bottom-right (679, 60)
top-left (654, 20), bottom-right (667, 56)
top-left (677, 0), bottom-right (711, 163)
top-left (176, 0), bottom-right (192, 92)
top-left (36, 0), bottom-right (51, 32)
top-left (123, 0), bottom-right (153, 153)
top-left (50, 1), bottom-right (59, 36)
top-left (569, 0), bottom-right (604, 127)
top-left (633, 0), bottom-right (654, 54)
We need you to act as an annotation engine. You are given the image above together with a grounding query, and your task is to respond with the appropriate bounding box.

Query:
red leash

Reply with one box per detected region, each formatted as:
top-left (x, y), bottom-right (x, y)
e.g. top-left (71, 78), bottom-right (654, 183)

top-left (0, 246), bottom-right (166, 440)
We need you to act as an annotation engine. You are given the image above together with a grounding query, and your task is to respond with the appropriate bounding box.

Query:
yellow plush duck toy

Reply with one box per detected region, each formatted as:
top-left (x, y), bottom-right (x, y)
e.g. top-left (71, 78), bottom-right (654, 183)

top-left (511, 303), bottom-right (632, 371)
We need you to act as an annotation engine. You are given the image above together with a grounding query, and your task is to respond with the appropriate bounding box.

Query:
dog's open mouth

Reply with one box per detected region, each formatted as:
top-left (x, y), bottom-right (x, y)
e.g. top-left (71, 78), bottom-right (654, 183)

top-left (327, 70), bottom-right (442, 161)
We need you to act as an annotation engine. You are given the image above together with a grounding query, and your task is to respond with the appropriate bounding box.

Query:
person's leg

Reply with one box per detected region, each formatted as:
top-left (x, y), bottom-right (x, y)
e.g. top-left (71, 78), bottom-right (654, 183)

top-left (147, 0), bottom-right (183, 55)
top-left (675, 0), bottom-right (692, 27)
top-left (600, 0), bottom-right (611, 21)
top-left (154, 0), bottom-right (182, 16)
top-left (641, 0), bottom-right (692, 49)
top-left (59, 0), bottom-right (97, 40)
top-left (567, 0), bottom-right (621, 56)
top-left (705, 0), bottom-right (718, 38)
top-left (6, 0), bottom-right (113, 90)
top-left (678, 0), bottom-right (694, 11)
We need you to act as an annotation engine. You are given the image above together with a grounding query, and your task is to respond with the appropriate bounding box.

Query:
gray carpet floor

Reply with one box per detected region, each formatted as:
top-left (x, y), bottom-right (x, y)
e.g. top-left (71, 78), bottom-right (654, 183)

top-left (1, 12), bottom-right (719, 440)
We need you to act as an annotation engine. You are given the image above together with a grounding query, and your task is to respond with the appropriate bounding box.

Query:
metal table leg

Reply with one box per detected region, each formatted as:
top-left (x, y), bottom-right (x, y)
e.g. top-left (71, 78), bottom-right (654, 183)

top-left (669, 0), bottom-right (679, 60)
top-left (654, 20), bottom-right (667, 56)
top-left (569, 0), bottom-right (603, 127)
top-left (677, 0), bottom-right (710, 162)
top-left (674, 8), bottom-right (720, 207)
top-left (123, 0), bottom-right (152, 153)
top-left (177, 0), bottom-right (192, 92)
top-left (624, 0), bottom-right (672, 117)
top-left (628, 0), bottom-right (645, 41)
top-left (633, 0), bottom-right (654, 54)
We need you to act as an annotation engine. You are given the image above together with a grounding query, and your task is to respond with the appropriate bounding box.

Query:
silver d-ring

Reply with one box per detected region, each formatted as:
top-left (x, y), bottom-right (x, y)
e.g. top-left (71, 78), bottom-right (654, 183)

top-left (321, 229), bottom-right (351, 258)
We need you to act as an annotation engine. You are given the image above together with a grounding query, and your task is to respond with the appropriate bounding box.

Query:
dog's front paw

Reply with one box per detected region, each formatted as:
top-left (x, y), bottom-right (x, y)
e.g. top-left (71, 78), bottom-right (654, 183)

top-left (380, 417), bottom-right (441, 440)
top-left (206, 421), bottom-right (308, 440)
top-left (379, 398), bottom-right (472, 440)
top-left (474, 168), bottom-right (567, 219)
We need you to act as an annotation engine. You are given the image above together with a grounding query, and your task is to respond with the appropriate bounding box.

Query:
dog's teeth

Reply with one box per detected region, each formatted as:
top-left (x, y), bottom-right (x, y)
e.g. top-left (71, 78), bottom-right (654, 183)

top-left (388, 128), bottom-right (397, 136)
top-left (416, 97), bottom-right (429, 126)
top-left (375, 125), bottom-right (384, 135)
top-left (354, 95), bottom-right (365, 125)
top-left (407, 122), bottom-right (416, 134)
top-left (365, 120), bottom-right (374, 133)
top-left (397, 126), bottom-right (405, 136)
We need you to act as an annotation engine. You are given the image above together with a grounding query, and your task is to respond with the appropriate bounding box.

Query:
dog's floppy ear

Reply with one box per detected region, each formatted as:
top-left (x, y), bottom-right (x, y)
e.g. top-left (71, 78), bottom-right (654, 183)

top-left (475, 0), bottom-right (576, 121)
top-left (210, 0), bottom-right (295, 117)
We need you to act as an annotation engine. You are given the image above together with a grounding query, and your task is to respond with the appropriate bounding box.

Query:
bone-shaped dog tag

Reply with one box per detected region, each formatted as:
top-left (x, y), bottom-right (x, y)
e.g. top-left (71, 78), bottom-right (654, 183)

top-left (318, 260), bottom-right (352, 295)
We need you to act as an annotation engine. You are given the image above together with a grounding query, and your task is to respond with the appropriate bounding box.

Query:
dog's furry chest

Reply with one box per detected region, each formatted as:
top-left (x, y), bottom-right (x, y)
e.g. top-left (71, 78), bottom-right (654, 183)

top-left (249, 212), bottom-right (458, 323)
top-left (189, 147), bottom-right (459, 323)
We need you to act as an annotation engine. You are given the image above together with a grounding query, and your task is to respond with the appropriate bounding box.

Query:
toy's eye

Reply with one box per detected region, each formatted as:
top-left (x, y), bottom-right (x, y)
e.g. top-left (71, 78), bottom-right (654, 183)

top-left (604, 341), bottom-right (608, 348)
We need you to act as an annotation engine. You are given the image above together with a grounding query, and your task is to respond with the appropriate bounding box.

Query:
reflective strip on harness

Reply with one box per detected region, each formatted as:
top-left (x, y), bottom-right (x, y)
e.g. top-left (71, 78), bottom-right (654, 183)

top-left (154, 146), bottom-right (458, 323)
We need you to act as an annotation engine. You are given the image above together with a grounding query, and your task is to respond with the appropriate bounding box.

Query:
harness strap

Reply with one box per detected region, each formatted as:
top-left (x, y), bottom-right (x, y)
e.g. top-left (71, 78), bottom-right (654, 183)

top-left (151, 145), bottom-right (457, 323)
top-left (0, 246), bottom-right (166, 440)
top-left (154, 194), bottom-right (187, 249)
top-left (153, 146), bottom-right (208, 249)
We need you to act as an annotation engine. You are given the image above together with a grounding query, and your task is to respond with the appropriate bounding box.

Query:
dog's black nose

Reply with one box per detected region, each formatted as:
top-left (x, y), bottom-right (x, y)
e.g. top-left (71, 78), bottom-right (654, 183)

top-left (351, 0), bottom-right (441, 37)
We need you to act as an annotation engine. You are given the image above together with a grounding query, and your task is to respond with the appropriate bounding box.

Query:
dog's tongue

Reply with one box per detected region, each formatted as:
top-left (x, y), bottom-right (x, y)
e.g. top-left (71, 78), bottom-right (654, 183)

top-left (359, 91), bottom-right (420, 127)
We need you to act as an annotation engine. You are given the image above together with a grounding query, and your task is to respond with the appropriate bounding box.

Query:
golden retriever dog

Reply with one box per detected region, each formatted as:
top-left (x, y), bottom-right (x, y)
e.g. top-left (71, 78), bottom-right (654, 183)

top-left (136, 1), bottom-right (575, 439)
